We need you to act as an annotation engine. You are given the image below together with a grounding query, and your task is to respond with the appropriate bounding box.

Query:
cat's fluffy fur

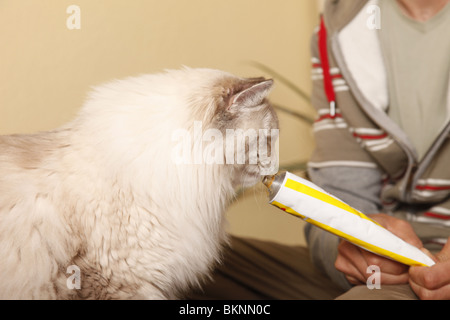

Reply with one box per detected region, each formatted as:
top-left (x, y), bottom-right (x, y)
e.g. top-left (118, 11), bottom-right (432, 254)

top-left (0, 68), bottom-right (278, 299)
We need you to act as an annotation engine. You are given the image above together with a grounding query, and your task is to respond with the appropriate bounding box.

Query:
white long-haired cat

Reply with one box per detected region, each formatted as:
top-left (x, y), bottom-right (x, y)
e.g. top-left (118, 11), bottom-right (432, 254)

top-left (0, 68), bottom-right (278, 299)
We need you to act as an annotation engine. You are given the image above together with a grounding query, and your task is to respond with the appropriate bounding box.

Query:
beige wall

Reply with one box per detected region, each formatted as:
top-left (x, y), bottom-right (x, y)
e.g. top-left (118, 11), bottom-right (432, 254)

top-left (0, 0), bottom-right (322, 246)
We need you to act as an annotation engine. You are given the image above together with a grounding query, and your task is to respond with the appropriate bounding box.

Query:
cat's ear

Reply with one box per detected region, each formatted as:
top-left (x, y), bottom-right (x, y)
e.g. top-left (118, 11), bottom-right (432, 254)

top-left (229, 79), bottom-right (274, 109)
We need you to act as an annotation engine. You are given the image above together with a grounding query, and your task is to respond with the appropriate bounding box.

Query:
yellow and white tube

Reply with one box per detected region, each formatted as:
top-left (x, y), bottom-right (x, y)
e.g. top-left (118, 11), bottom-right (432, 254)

top-left (263, 171), bottom-right (435, 267)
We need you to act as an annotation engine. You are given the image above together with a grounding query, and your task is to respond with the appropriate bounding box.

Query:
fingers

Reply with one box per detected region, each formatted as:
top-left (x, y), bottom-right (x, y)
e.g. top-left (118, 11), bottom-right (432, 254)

top-left (335, 214), bottom-right (442, 290)
top-left (409, 238), bottom-right (450, 300)
top-left (335, 240), bottom-right (366, 284)
top-left (410, 261), bottom-right (450, 289)
top-left (409, 261), bottom-right (450, 300)
top-left (335, 240), bottom-right (409, 285)
top-left (409, 280), bottom-right (450, 300)
top-left (361, 249), bottom-right (410, 284)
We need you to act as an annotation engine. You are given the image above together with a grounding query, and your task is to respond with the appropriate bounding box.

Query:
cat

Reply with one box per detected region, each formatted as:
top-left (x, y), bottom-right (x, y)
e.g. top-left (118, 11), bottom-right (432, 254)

top-left (0, 67), bottom-right (279, 299)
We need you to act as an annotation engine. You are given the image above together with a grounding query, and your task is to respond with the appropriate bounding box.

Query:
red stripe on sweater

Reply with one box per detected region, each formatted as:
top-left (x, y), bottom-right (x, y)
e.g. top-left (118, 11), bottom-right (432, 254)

top-left (318, 16), bottom-right (335, 105)
top-left (352, 132), bottom-right (388, 140)
top-left (416, 185), bottom-right (450, 191)
top-left (424, 212), bottom-right (450, 220)
top-left (315, 113), bottom-right (343, 122)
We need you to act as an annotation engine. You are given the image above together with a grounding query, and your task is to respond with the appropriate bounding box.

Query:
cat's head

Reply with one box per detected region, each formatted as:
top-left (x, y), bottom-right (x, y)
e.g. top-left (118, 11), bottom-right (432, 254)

top-left (171, 68), bottom-right (279, 188)
top-left (77, 68), bottom-right (279, 190)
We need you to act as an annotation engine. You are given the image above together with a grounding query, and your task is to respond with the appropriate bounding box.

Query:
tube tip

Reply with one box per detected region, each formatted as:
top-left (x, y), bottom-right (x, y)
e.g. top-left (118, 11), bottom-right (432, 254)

top-left (262, 175), bottom-right (275, 189)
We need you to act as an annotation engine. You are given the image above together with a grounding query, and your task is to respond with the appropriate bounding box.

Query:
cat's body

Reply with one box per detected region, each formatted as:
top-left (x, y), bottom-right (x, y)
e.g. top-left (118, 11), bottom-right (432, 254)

top-left (0, 68), bottom-right (278, 299)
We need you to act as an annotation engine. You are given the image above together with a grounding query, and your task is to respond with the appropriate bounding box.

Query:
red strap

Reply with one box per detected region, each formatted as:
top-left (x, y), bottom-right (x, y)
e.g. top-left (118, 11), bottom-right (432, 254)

top-left (318, 15), bottom-right (336, 117)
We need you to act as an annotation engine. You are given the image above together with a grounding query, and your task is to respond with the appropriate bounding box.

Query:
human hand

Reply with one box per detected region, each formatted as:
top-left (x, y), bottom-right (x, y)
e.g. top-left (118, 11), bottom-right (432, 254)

top-left (334, 213), bottom-right (423, 285)
top-left (409, 237), bottom-right (450, 300)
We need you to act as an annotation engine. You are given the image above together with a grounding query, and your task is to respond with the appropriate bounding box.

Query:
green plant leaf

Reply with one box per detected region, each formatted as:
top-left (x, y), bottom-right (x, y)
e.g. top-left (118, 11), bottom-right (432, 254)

top-left (273, 103), bottom-right (315, 125)
top-left (247, 61), bottom-right (312, 104)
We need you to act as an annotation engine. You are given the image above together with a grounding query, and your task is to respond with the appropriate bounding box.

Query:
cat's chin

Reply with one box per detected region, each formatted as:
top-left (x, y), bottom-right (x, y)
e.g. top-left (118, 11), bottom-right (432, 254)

top-left (237, 166), bottom-right (264, 188)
